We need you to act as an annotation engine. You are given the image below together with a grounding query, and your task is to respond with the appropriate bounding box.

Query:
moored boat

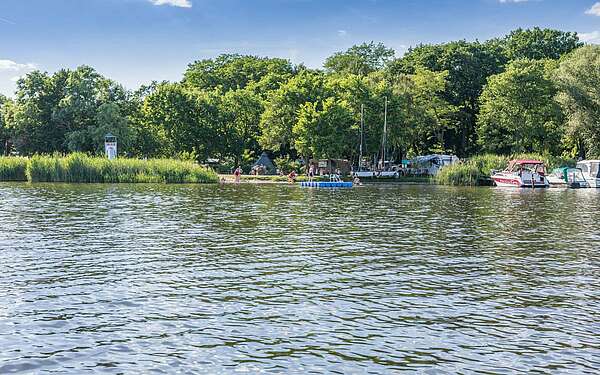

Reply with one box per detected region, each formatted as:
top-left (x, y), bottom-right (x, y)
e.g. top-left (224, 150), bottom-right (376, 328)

top-left (575, 160), bottom-right (600, 188)
top-left (547, 167), bottom-right (589, 188)
top-left (491, 159), bottom-right (549, 188)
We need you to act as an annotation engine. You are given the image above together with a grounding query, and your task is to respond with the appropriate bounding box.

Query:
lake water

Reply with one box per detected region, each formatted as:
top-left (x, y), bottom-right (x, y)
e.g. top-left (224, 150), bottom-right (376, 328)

top-left (0, 183), bottom-right (598, 374)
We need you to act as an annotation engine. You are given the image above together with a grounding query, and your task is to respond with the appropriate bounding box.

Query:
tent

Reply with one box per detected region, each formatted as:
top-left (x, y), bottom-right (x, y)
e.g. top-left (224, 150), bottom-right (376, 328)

top-left (252, 152), bottom-right (277, 175)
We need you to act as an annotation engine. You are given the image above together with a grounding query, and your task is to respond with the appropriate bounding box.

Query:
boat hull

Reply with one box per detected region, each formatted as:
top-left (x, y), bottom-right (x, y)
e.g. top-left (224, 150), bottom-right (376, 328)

top-left (492, 176), bottom-right (549, 188)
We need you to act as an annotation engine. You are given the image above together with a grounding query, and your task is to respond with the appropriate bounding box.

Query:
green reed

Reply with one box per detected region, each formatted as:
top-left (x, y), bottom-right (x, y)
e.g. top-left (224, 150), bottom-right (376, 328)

top-left (0, 157), bottom-right (28, 181)
top-left (0, 153), bottom-right (217, 183)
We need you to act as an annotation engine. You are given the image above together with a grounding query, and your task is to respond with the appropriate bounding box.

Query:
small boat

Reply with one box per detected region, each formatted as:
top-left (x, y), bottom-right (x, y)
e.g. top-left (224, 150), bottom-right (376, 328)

top-left (300, 181), bottom-right (353, 188)
top-left (576, 160), bottom-right (600, 188)
top-left (491, 159), bottom-right (549, 188)
top-left (547, 167), bottom-right (589, 188)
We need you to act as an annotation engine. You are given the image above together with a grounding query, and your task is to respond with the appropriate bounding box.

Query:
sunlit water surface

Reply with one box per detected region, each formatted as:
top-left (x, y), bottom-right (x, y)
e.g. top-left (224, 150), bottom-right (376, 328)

top-left (0, 183), bottom-right (598, 374)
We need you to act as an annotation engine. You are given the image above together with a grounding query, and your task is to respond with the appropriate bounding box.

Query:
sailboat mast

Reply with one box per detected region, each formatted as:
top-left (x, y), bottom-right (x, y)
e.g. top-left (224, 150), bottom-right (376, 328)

top-left (382, 96), bottom-right (388, 169)
top-left (359, 104), bottom-right (364, 171)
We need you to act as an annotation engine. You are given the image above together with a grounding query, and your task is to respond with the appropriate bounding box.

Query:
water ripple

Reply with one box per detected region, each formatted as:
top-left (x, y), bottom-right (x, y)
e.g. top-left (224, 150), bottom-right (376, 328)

top-left (0, 183), bottom-right (599, 373)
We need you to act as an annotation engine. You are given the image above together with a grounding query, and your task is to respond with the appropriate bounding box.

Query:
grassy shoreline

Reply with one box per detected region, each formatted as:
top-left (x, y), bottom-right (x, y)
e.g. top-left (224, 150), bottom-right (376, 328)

top-left (0, 154), bottom-right (218, 184)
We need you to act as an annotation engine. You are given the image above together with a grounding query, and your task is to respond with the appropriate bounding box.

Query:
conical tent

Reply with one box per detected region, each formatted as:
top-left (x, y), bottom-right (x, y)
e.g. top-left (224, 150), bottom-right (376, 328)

top-left (252, 152), bottom-right (276, 175)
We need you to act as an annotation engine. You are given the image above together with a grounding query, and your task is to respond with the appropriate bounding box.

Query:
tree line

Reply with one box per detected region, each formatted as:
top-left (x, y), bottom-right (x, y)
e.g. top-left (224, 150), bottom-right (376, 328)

top-left (1, 27), bottom-right (599, 170)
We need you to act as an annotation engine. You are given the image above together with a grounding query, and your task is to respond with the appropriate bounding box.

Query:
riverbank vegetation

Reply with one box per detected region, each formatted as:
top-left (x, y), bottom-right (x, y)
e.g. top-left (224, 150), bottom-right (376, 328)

top-left (435, 154), bottom-right (576, 186)
top-left (0, 154), bottom-right (217, 183)
top-left (1, 28), bottom-right (599, 182)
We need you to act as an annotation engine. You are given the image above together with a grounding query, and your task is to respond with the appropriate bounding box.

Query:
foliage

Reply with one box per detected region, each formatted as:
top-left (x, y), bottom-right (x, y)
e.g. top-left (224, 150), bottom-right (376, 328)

top-left (388, 40), bottom-right (506, 156)
top-left (0, 157), bottom-right (28, 181)
top-left (553, 45), bottom-right (600, 158)
top-left (0, 95), bottom-right (9, 155)
top-left (23, 153), bottom-right (217, 183)
top-left (259, 70), bottom-right (327, 153)
top-left (500, 27), bottom-right (582, 61)
top-left (3, 66), bottom-right (129, 156)
top-left (0, 28), bottom-right (597, 167)
top-left (273, 156), bottom-right (300, 174)
top-left (324, 42), bottom-right (395, 76)
top-left (477, 59), bottom-right (563, 155)
top-left (293, 98), bottom-right (355, 159)
top-left (183, 54), bottom-right (294, 94)
top-left (141, 82), bottom-right (220, 160)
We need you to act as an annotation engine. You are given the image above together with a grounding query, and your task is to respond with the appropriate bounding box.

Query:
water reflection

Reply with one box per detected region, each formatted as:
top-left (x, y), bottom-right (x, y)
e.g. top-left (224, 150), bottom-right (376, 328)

top-left (0, 183), bottom-right (598, 373)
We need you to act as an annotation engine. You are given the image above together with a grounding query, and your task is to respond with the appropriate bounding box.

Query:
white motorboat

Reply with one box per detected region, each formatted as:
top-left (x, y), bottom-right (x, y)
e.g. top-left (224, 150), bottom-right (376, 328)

top-left (547, 167), bottom-right (590, 188)
top-left (576, 160), bottom-right (600, 188)
top-left (491, 159), bottom-right (549, 188)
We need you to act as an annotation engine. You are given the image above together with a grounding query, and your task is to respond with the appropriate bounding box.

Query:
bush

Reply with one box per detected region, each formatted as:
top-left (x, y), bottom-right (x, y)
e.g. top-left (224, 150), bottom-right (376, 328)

top-left (9, 153), bottom-right (218, 184)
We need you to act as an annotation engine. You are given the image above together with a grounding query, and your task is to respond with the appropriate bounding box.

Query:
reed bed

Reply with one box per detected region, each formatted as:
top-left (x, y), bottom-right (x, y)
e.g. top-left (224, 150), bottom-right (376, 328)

top-left (0, 157), bottom-right (28, 181)
top-left (0, 153), bottom-right (217, 184)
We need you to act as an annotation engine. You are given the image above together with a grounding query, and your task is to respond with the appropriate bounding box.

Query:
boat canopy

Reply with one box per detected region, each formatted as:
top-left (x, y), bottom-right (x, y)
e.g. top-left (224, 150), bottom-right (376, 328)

top-left (507, 159), bottom-right (546, 172)
top-left (511, 159), bottom-right (544, 165)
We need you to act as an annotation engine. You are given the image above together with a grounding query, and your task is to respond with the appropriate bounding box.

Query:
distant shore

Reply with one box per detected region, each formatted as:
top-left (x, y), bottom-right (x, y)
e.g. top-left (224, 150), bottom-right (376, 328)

top-left (218, 174), bottom-right (432, 185)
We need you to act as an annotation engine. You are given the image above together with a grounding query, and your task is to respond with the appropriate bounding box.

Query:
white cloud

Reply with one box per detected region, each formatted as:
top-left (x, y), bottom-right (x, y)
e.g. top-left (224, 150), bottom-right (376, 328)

top-left (149, 0), bottom-right (192, 8)
top-left (580, 31), bottom-right (600, 44)
top-left (585, 2), bottom-right (600, 16)
top-left (337, 30), bottom-right (347, 37)
top-left (0, 59), bottom-right (37, 96)
top-left (0, 60), bottom-right (35, 72)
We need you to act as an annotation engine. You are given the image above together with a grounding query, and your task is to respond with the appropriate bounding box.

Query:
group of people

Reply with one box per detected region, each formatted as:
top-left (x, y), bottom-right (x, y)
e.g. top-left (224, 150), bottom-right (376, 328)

top-left (229, 164), bottom-right (358, 185)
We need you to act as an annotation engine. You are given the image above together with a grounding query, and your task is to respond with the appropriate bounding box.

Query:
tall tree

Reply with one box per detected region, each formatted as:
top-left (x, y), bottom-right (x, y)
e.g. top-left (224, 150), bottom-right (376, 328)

top-left (219, 89), bottom-right (264, 164)
top-left (501, 27), bottom-right (582, 61)
top-left (259, 70), bottom-right (328, 154)
top-left (388, 40), bottom-right (506, 156)
top-left (554, 45), bottom-right (600, 158)
top-left (0, 95), bottom-right (9, 155)
top-left (325, 42), bottom-right (395, 76)
top-left (142, 83), bottom-right (220, 160)
top-left (183, 54), bottom-right (294, 94)
top-left (4, 66), bottom-right (128, 155)
top-left (293, 98), bottom-right (355, 160)
top-left (477, 59), bottom-right (564, 155)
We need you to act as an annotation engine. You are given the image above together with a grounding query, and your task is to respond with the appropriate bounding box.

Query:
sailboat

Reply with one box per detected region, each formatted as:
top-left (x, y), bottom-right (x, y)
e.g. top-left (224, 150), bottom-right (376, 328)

top-left (377, 97), bottom-right (400, 178)
top-left (353, 104), bottom-right (375, 178)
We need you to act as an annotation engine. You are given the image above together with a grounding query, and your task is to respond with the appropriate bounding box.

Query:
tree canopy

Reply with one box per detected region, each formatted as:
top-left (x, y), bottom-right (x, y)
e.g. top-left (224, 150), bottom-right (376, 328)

top-left (325, 42), bottom-right (395, 76)
top-left (477, 59), bottom-right (563, 155)
top-left (0, 27), bottom-right (597, 168)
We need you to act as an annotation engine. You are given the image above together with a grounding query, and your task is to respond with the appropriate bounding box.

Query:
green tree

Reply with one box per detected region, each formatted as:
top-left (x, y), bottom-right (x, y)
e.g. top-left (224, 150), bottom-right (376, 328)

top-left (501, 27), bottom-right (582, 61)
top-left (554, 45), bottom-right (600, 158)
top-left (142, 83), bottom-right (220, 160)
top-left (477, 59), bottom-right (563, 155)
top-left (325, 42), bottom-right (395, 76)
top-left (65, 102), bottom-right (131, 154)
top-left (259, 70), bottom-right (328, 154)
top-left (219, 89), bottom-right (264, 164)
top-left (293, 97), bottom-right (355, 160)
top-left (388, 40), bottom-right (506, 156)
top-left (0, 95), bottom-right (9, 155)
top-left (5, 66), bottom-right (128, 155)
top-left (183, 54), bottom-right (294, 93)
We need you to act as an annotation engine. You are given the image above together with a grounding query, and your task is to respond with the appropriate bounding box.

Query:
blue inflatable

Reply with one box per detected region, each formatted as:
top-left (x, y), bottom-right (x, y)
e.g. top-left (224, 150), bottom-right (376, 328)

top-left (299, 181), bottom-right (353, 188)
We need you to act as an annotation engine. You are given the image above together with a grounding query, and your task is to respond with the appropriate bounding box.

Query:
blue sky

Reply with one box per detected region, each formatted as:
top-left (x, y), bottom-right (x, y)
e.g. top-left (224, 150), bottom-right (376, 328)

top-left (1, 0), bottom-right (600, 96)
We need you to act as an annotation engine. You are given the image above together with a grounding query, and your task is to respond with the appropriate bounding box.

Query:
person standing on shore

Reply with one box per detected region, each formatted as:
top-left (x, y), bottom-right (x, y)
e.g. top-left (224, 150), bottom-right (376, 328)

top-left (308, 164), bottom-right (315, 182)
top-left (234, 166), bottom-right (242, 184)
